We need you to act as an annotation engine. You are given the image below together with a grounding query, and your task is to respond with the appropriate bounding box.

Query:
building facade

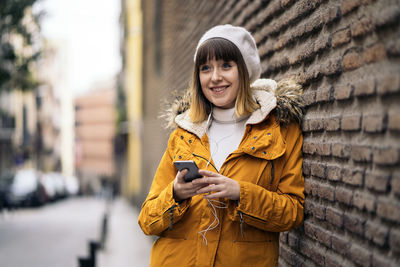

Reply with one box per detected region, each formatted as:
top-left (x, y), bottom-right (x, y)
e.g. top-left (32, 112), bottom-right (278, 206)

top-left (74, 84), bottom-right (117, 193)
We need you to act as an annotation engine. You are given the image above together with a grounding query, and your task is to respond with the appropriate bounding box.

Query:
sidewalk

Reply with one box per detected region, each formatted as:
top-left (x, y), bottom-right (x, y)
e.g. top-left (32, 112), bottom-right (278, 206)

top-left (97, 198), bottom-right (153, 267)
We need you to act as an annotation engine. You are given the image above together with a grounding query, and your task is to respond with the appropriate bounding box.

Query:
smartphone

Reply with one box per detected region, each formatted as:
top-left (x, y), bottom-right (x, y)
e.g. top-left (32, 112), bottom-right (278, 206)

top-left (173, 160), bottom-right (202, 182)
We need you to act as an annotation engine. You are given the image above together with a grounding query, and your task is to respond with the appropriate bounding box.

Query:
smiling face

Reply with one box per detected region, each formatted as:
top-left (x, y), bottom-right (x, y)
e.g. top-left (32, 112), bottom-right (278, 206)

top-left (190, 38), bottom-right (257, 123)
top-left (199, 59), bottom-right (239, 109)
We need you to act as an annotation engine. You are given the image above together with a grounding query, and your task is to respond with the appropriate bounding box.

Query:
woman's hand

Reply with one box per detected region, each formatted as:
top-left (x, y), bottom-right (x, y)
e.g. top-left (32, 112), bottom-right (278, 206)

top-left (173, 169), bottom-right (208, 202)
top-left (193, 170), bottom-right (240, 200)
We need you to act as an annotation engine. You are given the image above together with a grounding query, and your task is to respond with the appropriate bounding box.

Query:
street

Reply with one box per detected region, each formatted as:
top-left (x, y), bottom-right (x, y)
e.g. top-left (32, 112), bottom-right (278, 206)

top-left (0, 197), bottom-right (106, 267)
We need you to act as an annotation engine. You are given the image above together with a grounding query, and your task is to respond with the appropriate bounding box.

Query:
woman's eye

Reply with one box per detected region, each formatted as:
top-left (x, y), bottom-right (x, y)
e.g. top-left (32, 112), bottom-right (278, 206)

top-left (222, 62), bottom-right (232, 69)
top-left (200, 65), bottom-right (210, 71)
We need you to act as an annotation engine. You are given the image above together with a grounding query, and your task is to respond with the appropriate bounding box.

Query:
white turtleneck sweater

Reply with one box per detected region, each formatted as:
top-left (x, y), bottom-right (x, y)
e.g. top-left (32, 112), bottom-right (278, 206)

top-left (208, 107), bottom-right (248, 171)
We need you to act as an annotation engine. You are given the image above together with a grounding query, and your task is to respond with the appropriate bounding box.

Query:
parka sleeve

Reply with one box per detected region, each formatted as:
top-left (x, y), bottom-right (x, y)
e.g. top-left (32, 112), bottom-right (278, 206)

top-left (138, 131), bottom-right (191, 236)
top-left (228, 122), bottom-right (305, 232)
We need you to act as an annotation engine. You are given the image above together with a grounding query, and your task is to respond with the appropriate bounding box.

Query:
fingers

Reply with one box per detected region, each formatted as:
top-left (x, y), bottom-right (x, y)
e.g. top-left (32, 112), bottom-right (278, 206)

top-left (176, 169), bottom-right (188, 183)
top-left (198, 169), bottom-right (219, 177)
top-left (196, 183), bottom-right (222, 195)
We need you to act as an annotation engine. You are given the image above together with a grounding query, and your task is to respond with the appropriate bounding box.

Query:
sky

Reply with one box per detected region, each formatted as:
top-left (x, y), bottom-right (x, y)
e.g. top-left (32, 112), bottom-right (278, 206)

top-left (35, 0), bottom-right (121, 96)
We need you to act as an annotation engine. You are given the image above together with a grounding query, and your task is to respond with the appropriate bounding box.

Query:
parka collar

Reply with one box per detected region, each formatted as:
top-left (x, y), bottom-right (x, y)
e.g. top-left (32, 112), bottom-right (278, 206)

top-left (166, 78), bottom-right (304, 139)
top-left (175, 79), bottom-right (278, 139)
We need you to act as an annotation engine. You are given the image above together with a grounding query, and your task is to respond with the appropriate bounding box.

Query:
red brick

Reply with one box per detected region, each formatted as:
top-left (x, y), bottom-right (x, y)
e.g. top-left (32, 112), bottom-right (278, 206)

top-left (373, 253), bottom-right (393, 267)
top-left (309, 118), bottom-right (325, 131)
top-left (304, 199), bottom-right (314, 215)
top-left (279, 245), bottom-right (297, 266)
top-left (374, 147), bottom-right (400, 166)
top-left (326, 207), bottom-right (344, 227)
top-left (377, 74), bottom-right (400, 95)
top-left (304, 63), bottom-right (322, 82)
top-left (365, 220), bottom-right (388, 247)
top-left (280, 231), bottom-right (288, 243)
top-left (274, 33), bottom-right (291, 51)
top-left (314, 202), bottom-right (326, 220)
top-left (325, 254), bottom-right (343, 267)
top-left (392, 173), bottom-right (400, 197)
top-left (334, 83), bottom-right (353, 100)
top-left (326, 164), bottom-right (343, 181)
top-left (342, 168), bottom-right (364, 186)
top-left (288, 232), bottom-right (299, 249)
top-left (365, 171), bottom-right (390, 193)
top-left (323, 5), bottom-right (341, 25)
top-left (362, 113), bottom-right (386, 133)
top-left (342, 50), bottom-right (364, 71)
top-left (344, 213), bottom-right (365, 236)
top-left (325, 116), bottom-right (340, 131)
top-left (318, 184), bottom-right (335, 201)
top-left (304, 179), bottom-right (312, 195)
top-left (280, 0), bottom-right (295, 8)
top-left (332, 28), bottom-right (351, 48)
top-left (302, 119), bottom-right (311, 132)
top-left (258, 41), bottom-right (275, 57)
top-left (348, 243), bottom-right (372, 267)
top-left (389, 228), bottom-right (400, 253)
top-left (314, 34), bottom-right (331, 54)
top-left (316, 86), bottom-right (332, 102)
top-left (320, 57), bottom-right (342, 76)
top-left (353, 190), bottom-right (376, 212)
top-left (354, 78), bottom-right (376, 96)
top-left (386, 36), bottom-right (400, 57)
top-left (315, 143), bottom-right (331, 156)
top-left (388, 109), bottom-right (400, 131)
top-left (311, 162), bottom-right (326, 178)
top-left (351, 145), bottom-right (372, 162)
top-left (364, 43), bottom-right (387, 64)
top-left (331, 234), bottom-right (350, 255)
top-left (332, 143), bottom-right (350, 159)
top-left (374, 6), bottom-right (400, 28)
top-left (304, 13), bottom-right (324, 36)
top-left (296, 0), bottom-right (319, 18)
top-left (341, 0), bottom-right (362, 15)
top-left (303, 141), bottom-right (316, 155)
top-left (303, 90), bottom-right (316, 106)
top-left (335, 187), bottom-right (353, 205)
top-left (377, 198), bottom-right (400, 222)
top-left (342, 114), bottom-right (361, 131)
top-left (303, 160), bottom-right (312, 176)
top-left (310, 179), bottom-right (319, 196)
top-left (350, 16), bottom-right (374, 38)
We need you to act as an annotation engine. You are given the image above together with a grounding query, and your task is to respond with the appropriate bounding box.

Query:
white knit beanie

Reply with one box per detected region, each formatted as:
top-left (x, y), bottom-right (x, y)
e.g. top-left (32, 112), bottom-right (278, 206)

top-left (194, 24), bottom-right (261, 83)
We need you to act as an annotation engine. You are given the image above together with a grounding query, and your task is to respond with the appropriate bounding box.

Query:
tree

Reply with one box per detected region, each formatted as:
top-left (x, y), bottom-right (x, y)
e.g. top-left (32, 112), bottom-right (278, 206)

top-left (0, 0), bottom-right (43, 92)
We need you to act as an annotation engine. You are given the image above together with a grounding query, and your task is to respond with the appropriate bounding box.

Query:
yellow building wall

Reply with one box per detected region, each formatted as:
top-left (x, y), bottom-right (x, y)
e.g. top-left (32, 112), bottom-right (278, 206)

top-left (124, 0), bottom-right (142, 198)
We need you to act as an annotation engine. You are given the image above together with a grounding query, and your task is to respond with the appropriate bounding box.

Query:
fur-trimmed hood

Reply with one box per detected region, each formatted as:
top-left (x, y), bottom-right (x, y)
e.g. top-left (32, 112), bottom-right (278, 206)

top-left (162, 78), bottom-right (304, 138)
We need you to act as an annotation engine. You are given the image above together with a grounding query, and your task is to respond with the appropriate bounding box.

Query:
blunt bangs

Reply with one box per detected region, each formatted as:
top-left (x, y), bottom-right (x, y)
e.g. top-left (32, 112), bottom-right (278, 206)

top-left (195, 38), bottom-right (240, 66)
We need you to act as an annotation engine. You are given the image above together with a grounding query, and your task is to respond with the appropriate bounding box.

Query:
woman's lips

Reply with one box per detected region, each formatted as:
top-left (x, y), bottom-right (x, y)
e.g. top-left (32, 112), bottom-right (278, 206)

top-left (210, 85), bottom-right (229, 93)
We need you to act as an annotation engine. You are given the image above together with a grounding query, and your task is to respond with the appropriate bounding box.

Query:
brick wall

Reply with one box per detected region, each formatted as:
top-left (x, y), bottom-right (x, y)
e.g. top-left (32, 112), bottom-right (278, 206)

top-left (141, 0), bottom-right (400, 265)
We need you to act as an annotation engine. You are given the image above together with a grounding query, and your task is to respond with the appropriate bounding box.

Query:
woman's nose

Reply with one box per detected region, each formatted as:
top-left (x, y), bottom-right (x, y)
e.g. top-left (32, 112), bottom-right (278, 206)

top-left (211, 69), bottom-right (222, 82)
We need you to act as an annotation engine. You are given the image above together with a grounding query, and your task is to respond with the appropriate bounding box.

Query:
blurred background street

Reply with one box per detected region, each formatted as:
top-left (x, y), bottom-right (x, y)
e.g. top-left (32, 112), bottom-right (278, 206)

top-left (0, 196), bottom-right (152, 267)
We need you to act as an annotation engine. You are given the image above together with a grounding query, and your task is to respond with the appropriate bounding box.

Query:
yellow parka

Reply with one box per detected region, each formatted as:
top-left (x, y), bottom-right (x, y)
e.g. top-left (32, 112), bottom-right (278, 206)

top-left (138, 79), bottom-right (305, 267)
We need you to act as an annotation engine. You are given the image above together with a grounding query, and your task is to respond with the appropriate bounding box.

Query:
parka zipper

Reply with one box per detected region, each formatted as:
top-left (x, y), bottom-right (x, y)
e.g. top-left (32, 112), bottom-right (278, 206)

top-left (168, 204), bottom-right (178, 230)
top-left (270, 160), bottom-right (275, 185)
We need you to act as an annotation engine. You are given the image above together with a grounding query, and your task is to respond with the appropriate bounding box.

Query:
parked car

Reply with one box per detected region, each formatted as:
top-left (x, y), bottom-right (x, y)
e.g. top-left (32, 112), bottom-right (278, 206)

top-left (40, 173), bottom-right (58, 201)
top-left (8, 169), bottom-right (47, 207)
top-left (65, 175), bottom-right (79, 196)
top-left (49, 172), bottom-right (67, 199)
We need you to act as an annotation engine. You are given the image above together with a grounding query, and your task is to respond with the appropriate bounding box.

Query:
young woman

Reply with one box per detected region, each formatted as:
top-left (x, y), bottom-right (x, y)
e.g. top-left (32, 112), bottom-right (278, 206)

top-left (138, 24), bottom-right (305, 267)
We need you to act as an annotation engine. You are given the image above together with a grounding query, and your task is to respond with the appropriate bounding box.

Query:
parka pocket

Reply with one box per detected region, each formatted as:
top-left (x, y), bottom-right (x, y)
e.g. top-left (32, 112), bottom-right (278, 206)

top-left (255, 160), bottom-right (277, 191)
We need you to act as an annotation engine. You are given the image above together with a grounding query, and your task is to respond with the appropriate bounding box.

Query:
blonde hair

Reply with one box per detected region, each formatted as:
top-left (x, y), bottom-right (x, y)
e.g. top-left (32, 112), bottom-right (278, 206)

top-left (189, 38), bottom-right (259, 123)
